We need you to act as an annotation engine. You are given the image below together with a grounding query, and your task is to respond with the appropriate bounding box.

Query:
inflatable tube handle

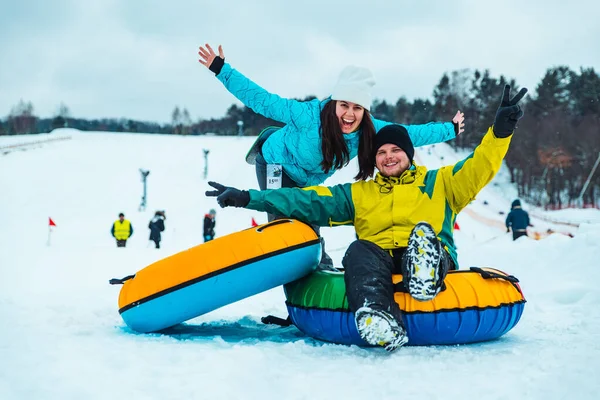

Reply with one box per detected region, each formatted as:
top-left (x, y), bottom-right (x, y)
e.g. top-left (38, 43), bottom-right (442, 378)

top-left (261, 315), bottom-right (293, 326)
top-left (256, 219), bottom-right (294, 232)
top-left (109, 274), bottom-right (135, 285)
top-left (470, 267), bottom-right (519, 283)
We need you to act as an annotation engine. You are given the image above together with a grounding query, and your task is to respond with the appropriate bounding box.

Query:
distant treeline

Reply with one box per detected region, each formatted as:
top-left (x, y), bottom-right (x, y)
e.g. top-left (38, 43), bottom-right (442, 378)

top-left (2, 66), bottom-right (599, 208)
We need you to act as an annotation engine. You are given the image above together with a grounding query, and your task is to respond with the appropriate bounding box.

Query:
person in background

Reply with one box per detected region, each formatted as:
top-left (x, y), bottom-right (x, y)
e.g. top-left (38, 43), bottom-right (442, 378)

top-left (506, 199), bottom-right (532, 240)
top-left (111, 213), bottom-right (133, 248)
top-left (203, 209), bottom-right (217, 242)
top-left (206, 85), bottom-right (527, 352)
top-left (148, 211), bottom-right (166, 249)
top-left (198, 43), bottom-right (465, 270)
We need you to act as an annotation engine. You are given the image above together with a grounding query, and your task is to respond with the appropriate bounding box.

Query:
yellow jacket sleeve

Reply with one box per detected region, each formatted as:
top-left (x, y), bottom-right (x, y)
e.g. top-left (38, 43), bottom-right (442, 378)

top-left (439, 127), bottom-right (512, 213)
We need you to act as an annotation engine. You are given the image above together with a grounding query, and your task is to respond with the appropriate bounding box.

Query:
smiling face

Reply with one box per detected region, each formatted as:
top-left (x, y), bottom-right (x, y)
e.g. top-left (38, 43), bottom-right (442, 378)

top-left (335, 100), bottom-right (365, 134)
top-left (375, 143), bottom-right (411, 177)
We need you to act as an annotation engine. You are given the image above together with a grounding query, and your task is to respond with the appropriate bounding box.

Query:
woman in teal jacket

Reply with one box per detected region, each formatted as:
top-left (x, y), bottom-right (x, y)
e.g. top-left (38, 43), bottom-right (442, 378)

top-left (198, 43), bottom-right (464, 267)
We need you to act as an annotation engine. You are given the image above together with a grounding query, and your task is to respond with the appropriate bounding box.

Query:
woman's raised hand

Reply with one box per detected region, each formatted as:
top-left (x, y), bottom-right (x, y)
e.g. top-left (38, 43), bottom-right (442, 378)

top-left (198, 44), bottom-right (225, 68)
top-left (452, 110), bottom-right (465, 135)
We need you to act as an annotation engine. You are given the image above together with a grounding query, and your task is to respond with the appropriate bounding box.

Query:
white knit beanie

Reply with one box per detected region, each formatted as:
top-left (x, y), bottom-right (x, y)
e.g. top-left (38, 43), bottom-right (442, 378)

top-left (330, 65), bottom-right (375, 111)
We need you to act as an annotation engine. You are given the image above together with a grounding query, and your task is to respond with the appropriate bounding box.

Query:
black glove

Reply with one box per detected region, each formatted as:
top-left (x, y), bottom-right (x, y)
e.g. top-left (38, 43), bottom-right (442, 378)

top-left (493, 85), bottom-right (528, 138)
top-left (205, 181), bottom-right (250, 208)
top-left (209, 57), bottom-right (224, 75)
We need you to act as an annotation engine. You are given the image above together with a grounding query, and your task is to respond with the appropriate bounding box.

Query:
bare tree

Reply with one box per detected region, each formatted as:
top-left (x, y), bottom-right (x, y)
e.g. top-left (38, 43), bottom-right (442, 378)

top-left (181, 108), bottom-right (192, 135)
top-left (52, 102), bottom-right (71, 130)
top-left (8, 99), bottom-right (37, 134)
top-left (172, 106), bottom-right (181, 134)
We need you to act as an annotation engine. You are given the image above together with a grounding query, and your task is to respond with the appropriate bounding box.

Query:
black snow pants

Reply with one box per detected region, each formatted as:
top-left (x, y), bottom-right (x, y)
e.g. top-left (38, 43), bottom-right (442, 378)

top-left (255, 153), bottom-right (333, 267)
top-left (512, 230), bottom-right (528, 241)
top-left (342, 240), bottom-right (405, 324)
top-left (342, 239), bottom-right (454, 326)
top-left (255, 153), bottom-right (299, 221)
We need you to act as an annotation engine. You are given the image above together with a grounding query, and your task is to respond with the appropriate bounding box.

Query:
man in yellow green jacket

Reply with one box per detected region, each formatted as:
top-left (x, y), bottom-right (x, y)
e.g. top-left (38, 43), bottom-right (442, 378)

top-left (111, 213), bottom-right (134, 248)
top-left (206, 85), bottom-right (527, 352)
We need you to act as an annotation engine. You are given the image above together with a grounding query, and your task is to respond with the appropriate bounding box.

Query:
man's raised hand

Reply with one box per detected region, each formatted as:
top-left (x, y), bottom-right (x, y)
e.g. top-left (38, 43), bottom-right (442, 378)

top-left (493, 85), bottom-right (528, 138)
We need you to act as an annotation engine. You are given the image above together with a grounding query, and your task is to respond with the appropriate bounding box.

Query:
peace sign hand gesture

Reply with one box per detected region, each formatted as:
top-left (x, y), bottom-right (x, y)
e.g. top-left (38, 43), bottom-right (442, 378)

top-left (198, 44), bottom-right (225, 75)
top-left (493, 85), bottom-right (528, 138)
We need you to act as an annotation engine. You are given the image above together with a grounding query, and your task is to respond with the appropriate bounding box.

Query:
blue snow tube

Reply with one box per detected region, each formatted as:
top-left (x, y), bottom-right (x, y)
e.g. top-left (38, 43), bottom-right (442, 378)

top-left (112, 219), bottom-right (321, 333)
top-left (284, 267), bottom-right (526, 346)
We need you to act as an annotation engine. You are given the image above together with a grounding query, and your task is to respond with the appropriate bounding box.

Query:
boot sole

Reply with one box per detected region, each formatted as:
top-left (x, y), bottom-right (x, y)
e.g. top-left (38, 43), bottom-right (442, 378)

top-left (406, 222), bottom-right (441, 301)
top-left (355, 308), bottom-right (408, 351)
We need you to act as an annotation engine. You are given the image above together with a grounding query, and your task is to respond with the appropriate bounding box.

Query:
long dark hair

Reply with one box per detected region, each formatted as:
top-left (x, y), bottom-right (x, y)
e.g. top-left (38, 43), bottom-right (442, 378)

top-left (319, 100), bottom-right (376, 180)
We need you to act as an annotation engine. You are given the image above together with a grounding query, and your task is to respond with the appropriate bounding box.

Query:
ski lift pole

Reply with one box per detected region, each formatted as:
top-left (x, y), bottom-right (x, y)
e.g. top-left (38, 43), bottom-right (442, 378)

top-left (577, 151), bottom-right (600, 207)
top-left (203, 149), bottom-right (209, 179)
top-left (237, 120), bottom-right (244, 136)
top-left (139, 169), bottom-right (150, 211)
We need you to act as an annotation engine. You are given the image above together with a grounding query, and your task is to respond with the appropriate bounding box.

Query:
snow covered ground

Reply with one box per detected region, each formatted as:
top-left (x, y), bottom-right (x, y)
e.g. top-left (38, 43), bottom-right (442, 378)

top-left (1, 129), bottom-right (599, 400)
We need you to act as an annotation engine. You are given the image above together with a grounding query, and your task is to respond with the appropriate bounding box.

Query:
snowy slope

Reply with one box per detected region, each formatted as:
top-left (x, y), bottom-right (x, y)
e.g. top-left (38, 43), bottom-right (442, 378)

top-left (1, 129), bottom-right (599, 400)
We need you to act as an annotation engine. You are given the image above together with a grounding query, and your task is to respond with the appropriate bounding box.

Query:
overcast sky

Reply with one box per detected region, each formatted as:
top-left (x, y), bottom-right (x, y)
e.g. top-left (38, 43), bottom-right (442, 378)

top-left (2, 0), bottom-right (599, 124)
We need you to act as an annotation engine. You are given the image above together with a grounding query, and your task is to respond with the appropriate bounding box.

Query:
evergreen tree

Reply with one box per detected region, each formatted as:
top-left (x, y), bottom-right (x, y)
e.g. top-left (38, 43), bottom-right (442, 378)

top-left (394, 97), bottom-right (411, 124)
top-left (371, 99), bottom-right (394, 122)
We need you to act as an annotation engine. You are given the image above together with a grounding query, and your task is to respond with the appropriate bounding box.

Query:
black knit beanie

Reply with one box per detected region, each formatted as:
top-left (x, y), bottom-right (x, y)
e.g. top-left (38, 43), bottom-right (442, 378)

top-left (374, 125), bottom-right (415, 164)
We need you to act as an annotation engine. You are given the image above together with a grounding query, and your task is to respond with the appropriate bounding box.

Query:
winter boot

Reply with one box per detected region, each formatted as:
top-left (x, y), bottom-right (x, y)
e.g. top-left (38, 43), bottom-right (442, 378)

top-left (354, 307), bottom-right (408, 352)
top-left (402, 222), bottom-right (448, 301)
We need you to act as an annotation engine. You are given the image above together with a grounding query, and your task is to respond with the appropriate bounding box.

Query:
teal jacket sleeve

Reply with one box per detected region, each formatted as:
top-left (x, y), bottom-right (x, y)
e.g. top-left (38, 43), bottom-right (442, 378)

top-left (217, 63), bottom-right (318, 128)
top-left (372, 118), bottom-right (456, 147)
top-left (246, 184), bottom-right (355, 227)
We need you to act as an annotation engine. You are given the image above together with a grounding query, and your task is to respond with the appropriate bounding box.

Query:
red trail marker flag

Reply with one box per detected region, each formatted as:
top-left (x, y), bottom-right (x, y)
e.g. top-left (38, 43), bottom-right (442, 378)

top-left (47, 217), bottom-right (56, 245)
